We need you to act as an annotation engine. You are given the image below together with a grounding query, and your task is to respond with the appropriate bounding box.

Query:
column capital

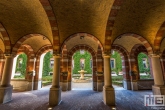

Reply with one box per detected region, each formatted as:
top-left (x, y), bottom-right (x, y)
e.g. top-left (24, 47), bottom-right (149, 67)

top-left (149, 53), bottom-right (161, 58)
top-left (149, 51), bottom-right (162, 58)
top-left (102, 54), bottom-right (111, 58)
top-left (4, 54), bottom-right (15, 58)
top-left (53, 54), bottom-right (61, 58)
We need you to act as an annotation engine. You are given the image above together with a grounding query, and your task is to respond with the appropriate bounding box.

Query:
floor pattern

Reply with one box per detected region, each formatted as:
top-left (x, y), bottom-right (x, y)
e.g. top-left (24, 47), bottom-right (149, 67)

top-left (0, 86), bottom-right (156, 110)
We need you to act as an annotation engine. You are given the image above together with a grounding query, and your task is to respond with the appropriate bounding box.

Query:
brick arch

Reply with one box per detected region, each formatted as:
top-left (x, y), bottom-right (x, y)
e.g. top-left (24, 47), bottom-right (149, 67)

top-left (61, 33), bottom-right (103, 53)
top-left (0, 23), bottom-right (11, 54)
top-left (35, 45), bottom-right (53, 81)
top-left (12, 34), bottom-right (51, 55)
top-left (16, 44), bottom-right (35, 80)
top-left (36, 45), bottom-right (53, 57)
top-left (154, 21), bottom-right (165, 51)
top-left (130, 44), bottom-right (148, 80)
top-left (117, 33), bottom-right (153, 54)
top-left (67, 44), bottom-right (97, 90)
top-left (39, 0), bottom-right (60, 53)
top-left (17, 45), bottom-right (35, 58)
top-left (105, 0), bottom-right (125, 51)
top-left (111, 44), bottom-right (130, 80)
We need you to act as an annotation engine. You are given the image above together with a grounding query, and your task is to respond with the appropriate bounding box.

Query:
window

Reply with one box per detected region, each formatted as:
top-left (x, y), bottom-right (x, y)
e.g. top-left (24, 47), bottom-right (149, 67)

top-left (142, 58), bottom-right (148, 68)
top-left (72, 59), bottom-right (74, 68)
top-left (90, 59), bottom-right (92, 68)
top-left (50, 58), bottom-right (54, 68)
top-left (18, 58), bottom-right (23, 68)
top-left (80, 50), bottom-right (85, 54)
top-left (110, 58), bottom-right (115, 69)
top-left (80, 58), bottom-right (85, 69)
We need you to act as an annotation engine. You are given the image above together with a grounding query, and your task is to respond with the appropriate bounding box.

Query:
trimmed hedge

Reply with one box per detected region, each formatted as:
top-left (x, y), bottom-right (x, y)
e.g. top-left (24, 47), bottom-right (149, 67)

top-left (138, 53), bottom-right (150, 73)
top-left (111, 51), bottom-right (122, 74)
top-left (15, 53), bottom-right (27, 77)
top-left (72, 51), bottom-right (92, 74)
top-left (42, 52), bottom-right (53, 76)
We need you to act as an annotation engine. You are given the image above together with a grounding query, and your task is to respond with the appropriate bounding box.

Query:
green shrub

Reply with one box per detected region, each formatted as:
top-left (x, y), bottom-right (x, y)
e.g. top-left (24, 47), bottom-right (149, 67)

top-left (14, 75), bottom-right (25, 79)
top-left (42, 52), bottom-right (53, 76)
top-left (42, 76), bottom-right (53, 81)
top-left (15, 53), bottom-right (27, 77)
top-left (72, 51), bottom-right (92, 74)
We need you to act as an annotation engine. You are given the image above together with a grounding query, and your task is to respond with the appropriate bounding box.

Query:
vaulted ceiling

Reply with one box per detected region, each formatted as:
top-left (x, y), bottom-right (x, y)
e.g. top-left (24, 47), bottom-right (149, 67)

top-left (0, 0), bottom-right (165, 53)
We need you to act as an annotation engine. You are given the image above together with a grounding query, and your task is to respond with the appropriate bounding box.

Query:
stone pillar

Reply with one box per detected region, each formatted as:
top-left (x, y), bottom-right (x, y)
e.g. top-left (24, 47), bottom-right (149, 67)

top-left (129, 57), bottom-right (138, 91)
top-left (0, 59), bottom-right (5, 81)
top-left (49, 54), bottom-right (62, 107)
top-left (0, 54), bottom-right (14, 103)
top-left (27, 57), bottom-right (37, 91)
top-left (67, 60), bottom-right (71, 91)
top-left (103, 54), bottom-right (115, 106)
top-left (149, 54), bottom-right (165, 95)
top-left (61, 58), bottom-right (68, 91)
top-left (96, 72), bottom-right (103, 91)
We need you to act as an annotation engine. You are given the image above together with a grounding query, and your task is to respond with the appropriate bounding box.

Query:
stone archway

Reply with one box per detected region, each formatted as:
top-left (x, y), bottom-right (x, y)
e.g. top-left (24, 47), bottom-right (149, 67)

top-left (129, 44), bottom-right (154, 90)
top-left (35, 45), bottom-right (53, 90)
top-left (67, 44), bottom-right (97, 91)
top-left (111, 44), bottom-right (130, 89)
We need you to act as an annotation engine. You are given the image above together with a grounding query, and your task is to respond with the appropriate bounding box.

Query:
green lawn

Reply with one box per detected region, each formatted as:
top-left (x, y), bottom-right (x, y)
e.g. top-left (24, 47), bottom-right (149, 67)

top-left (112, 75), bottom-right (123, 87)
top-left (42, 76), bottom-right (52, 86)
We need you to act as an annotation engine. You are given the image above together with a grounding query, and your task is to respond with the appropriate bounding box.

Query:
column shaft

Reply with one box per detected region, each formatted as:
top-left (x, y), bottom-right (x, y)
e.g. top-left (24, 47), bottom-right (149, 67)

top-left (1, 55), bottom-right (14, 87)
top-left (150, 55), bottom-right (164, 86)
top-left (103, 54), bottom-right (115, 106)
top-left (52, 55), bottom-right (60, 87)
top-left (103, 55), bottom-right (112, 87)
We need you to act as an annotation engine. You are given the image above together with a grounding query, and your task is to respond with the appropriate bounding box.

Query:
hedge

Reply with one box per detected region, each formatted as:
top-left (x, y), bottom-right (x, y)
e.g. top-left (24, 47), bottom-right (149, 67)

top-left (72, 51), bottom-right (92, 74)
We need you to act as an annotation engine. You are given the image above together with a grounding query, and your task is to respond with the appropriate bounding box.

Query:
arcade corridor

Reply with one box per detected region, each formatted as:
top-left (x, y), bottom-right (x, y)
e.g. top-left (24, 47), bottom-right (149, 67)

top-left (0, 86), bottom-right (152, 110)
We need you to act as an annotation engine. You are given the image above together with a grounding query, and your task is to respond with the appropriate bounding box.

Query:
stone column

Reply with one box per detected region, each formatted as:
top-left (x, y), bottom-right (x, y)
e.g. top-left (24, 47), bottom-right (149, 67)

top-left (27, 57), bottom-right (37, 91)
top-left (61, 58), bottom-right (68, 91)
top-left (0, 58), bottom-right (5, 81)
top-left (49, 54), bottom-right (62, 107)
top-left (149, 54), bottom-right (165, 95)
top-left (0, 54), bottom-right (14, 103)
top-left (103, 54), bottom-right (115, 106)
top-left (96, 72), bottom-right (103, 91)
top-left (129, 57), bottom-right (138, 91)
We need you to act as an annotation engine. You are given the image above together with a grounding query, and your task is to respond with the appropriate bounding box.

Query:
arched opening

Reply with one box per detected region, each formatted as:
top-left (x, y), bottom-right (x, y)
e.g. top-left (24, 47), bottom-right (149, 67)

top-left (111, 50), bottom-right (123, 87)
top-left (39, 51), bottom-right (53, 87)
top-left (72, 50), bottom-right (93, 90)
top-left (137, 52), bottom-right (152, 79)
top-left (11, 53), bottom-right (27, 79)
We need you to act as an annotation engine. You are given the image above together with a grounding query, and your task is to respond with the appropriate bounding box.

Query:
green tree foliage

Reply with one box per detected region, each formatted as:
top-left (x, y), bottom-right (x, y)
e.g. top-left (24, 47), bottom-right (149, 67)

top-left (15, 53), bottom-right (27, 76)
top-left (72, 51), bottom-right (92, 74)
top-left (137, 53), bottom-right (150, 73)
top-left (42, 52), bottom-right (53, 76)
top-left (111, 51), bottom-right (122, 74)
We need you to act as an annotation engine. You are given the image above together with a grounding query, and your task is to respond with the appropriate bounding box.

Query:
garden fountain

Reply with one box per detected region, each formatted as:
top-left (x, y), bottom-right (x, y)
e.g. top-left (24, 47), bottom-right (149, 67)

top-left (78, 62), bottom-right (87, 80)
top-left (78, 69), bottom-right (87, 80)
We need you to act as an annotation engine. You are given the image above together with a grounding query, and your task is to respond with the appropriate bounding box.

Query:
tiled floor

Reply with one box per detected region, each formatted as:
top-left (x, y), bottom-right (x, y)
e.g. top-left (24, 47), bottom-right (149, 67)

top-left (0, 83), bottom-right (158, 110)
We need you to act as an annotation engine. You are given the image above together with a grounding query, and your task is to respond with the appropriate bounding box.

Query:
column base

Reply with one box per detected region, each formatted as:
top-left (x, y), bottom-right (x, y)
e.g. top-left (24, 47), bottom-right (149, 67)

top-left (93, 82), bottom-right (97, 91)
top-left (27, 81), bottom-right (34, 91)
top-left (97, 81), bottom-right (103, 91)
top-left (68, 82), bottom-right (71, 91)
top-left (123, 80), bottom-right (131, 90)
top-left (62, 81), bottom-right (68, 91)
top-left (131, 81), bottom-right (138, 91)
top-left (152, 85), bottom-right (165, 95)
top-left (0, 85), bottom-right (13, 104)
top-left (103, 86), bottom-right (115, 106)
top-left (49, 87), bottom-right (62, 107)
top-left (34, 80), bottom-right (42, 90)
